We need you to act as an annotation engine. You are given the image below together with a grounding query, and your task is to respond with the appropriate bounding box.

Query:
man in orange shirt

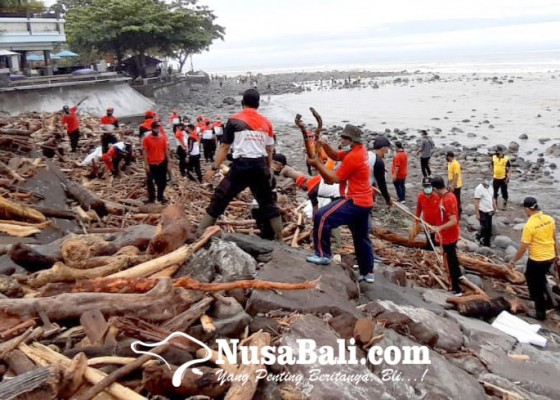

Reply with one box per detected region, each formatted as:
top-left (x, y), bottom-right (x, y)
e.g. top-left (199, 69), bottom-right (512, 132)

top-left (306, 124), bottom-right (375, 283)
top-left (60, 105), bottom-right (80, 152)
top-left (411, 177), bottom-right (442, 250)
top-left (100, 107), bottom-right (119, 154)
top-left (142, 120), bottom-right (170, 204)
top-left (430, 175), bottom-right (464, 296)
top-left (392, 141), bottom-right (408, 203)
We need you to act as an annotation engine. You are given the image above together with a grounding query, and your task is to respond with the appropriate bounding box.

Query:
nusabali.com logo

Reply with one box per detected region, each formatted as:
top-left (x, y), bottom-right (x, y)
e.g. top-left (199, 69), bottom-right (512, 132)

top-left (131, 332), bottom-right (431, 387)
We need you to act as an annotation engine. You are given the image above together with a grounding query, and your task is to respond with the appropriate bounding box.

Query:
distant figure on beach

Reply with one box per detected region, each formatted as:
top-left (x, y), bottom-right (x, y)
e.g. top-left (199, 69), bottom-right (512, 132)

top-left (474, 175), bottom-right (497, 247)
top-left (417, 130), bottom-right (435, 178)
top-left (100, 107), bottom-right (119, 154)
top-left (213, 116), bottom-right (224, 144)
top-left (491, 146), bottom-right (511, 209)
top-left (410, 177), bottom-right (441, 250)
top-left (198, 89), bottom-right (283, 241)
top-left (174, 122), bottom-right (188, 177)
top-left (142, 120), bottom-right (170, 204)
top-left (430, 175), bottom-right (464, 296)
top-left (508, 197), bottom-right (559, 320)
top-left (201, 118), bottom-right (216, 163)
top-left (446, 151), bottom-right (462, 214)
top-left (392, 141), bottom-right (408, 203)
top-left (169, 109), bottom-right (180, 133)
top-left (60, 104), bottom-right (80, 152)
top-left (186, 124), bottom-right (202, 183)
top-left (369, 136), bottom-right (392, 207)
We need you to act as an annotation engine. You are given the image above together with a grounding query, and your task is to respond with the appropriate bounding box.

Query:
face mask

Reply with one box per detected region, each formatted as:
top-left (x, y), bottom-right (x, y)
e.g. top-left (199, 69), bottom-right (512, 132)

top-left (423, 187), bottom-right (433, 195)
top-left (107, 112), bottom-right (113, 116)
top-left (342, 145), bottom-right (351, 152)
top-left (485, 179), bottom-right (492, 186)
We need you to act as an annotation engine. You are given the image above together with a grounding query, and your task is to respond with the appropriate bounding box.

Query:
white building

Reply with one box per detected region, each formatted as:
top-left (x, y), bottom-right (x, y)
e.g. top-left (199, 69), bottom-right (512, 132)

top-left (0, 14), bottom-right (66, 75)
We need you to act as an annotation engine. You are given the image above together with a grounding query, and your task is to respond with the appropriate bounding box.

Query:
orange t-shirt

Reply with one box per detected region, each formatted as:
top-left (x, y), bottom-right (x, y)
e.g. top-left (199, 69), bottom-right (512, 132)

top-left (335, 145), bottom-right (373, 208)
top-left (438, 192), bottom-right (460, 245)
top-left (100, 115), bottom-right (118, 126)
top-left (175, 129), bottom-right (186, 148)
top-left (392, 150), bottom-right (408, 180)
top-left (61, 107), bottom-right (79, 133)
top-left (142, 134), bottom-right (168, 165)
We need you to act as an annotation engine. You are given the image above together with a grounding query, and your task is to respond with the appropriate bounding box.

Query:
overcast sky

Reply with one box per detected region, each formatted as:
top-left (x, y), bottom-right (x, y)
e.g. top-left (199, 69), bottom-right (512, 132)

top-left (42, 0), bottom-right (560, 72)
top-left (193, 0), bottom-right (560, 72)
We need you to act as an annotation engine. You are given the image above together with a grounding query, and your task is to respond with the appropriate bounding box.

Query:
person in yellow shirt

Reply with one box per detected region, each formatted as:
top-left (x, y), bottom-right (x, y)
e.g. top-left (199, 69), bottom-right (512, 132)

top-left (490, 146), bottom-right (512, 209)
top-left (508, 197), bottom-right (560, 320)
top-left (446, 151), bottom-right (462, 214)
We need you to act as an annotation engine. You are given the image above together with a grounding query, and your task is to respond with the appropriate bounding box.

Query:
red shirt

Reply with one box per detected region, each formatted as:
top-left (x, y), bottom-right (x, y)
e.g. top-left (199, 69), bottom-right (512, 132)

top-left (438, 192), bottom-right (460, 245)
top-left (335, 145), bottom-right (373, 208)
top-left (142, 134), bottom-right (168, 165)
top-left (61, 107), bottom-right (79, 133)
top-left (416, 192), bottom-right (442, 226)
top-left (175, 129), bottom-right (186, 148)
top-left (392, 150), bottom-right (408, 180)
top-left (100, 115), bottom-right (118, 126)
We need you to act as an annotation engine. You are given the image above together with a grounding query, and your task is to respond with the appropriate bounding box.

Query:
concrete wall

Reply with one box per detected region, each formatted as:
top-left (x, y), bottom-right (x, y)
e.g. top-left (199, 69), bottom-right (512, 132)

top-left (0, 81), bottom-right (155, 118)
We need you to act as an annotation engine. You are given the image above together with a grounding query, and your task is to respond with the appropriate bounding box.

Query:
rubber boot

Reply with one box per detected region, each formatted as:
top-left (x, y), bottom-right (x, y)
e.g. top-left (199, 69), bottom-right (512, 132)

top-left (197, 213), bottom-right (217, 236)
top-left (269, 216), bottom-right (284, 242)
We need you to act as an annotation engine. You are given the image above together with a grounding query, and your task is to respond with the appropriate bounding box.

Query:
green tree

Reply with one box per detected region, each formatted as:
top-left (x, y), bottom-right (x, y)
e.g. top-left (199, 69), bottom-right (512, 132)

top-left (53, 0), bottom-right (224, 76)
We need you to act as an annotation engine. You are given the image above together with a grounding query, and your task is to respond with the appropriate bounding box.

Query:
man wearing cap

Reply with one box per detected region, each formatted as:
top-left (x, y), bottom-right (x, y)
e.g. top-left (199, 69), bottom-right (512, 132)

top-left (142, 120), bottom-right (170, 204)
top-left (508, 197), bottom-right (559, 320)
top-left (100, 107), bottom-right (119, 129)
top-left (474, 176), bottom-right (497, 247)
top-left (99, 107), bottom-right (119, 154)
top-left (417, 130), bottom-right (435, 178)
top-left (490, 147), bottom-right (511, 209)
top-left (392, 141), bottom-right (408, 203)
top-left (411, 177), bottom-right (442, 250)
top-left (369, 136), bottom-right (392, 206)
top-left (199, 89), bottom-right (283, 241)
top-left (201, 118), bottom-right (216, 163)
top-left (306, 124), bottom-right (375, 283)
top-left (446, 151), bottom-right (463, 214)
top-left (60, 104), bottom-right (80, 152)
top-left (430, 175), bottom-right (464, 296)
top-left (186, 124), bottom-right (202, 183)
top-left (213, 116), bottom-right (224, 144)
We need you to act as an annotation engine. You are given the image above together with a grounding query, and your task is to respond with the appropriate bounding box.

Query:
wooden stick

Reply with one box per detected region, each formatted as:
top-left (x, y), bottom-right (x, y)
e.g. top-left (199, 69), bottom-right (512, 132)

top-left (19, 342), bottom-right (148, 400)
top-left (73, 344), bottom-right (169, 400)
top-left (291, 212), bottom-right (303, 248)
top-left (0, 195), bottom-right (46, 223)
top-left (0, 159), bottom-right (25, 182)
top-left (225, 331), bottom-right (271, 400)
top-left (109, 226), bottom-right (221, 278)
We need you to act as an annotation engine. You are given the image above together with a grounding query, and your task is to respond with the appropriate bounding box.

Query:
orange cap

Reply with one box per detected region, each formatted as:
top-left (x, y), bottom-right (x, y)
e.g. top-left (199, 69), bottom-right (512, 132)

top-left (145, 110), bottom-right (155, 118)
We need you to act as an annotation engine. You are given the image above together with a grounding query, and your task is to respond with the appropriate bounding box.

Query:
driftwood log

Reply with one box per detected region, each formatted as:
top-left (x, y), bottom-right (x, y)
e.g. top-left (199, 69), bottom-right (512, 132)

top-left (46, 160), bottom-right (108, 217)
top-left (0, 279), bottom-right (191, 322)
top-left (148, 204), bottom-right (190, 255)
top-left (9, 243), bottom-right (60, 272)
top-left (72, 276), bottom-right (321, 294)
top-left (0, 364), bottom-right (60, 400)
top-left (0, 195), bottom-right (46, 223)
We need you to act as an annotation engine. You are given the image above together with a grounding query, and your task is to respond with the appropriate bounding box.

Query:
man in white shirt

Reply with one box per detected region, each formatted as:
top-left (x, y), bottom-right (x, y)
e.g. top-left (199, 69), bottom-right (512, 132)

top-left (474, 176), bottom-right (497, 247)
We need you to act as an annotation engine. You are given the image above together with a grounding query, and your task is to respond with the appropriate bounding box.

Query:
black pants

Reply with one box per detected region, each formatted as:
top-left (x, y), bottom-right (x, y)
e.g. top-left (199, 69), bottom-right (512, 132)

top-left (101, 132), bottom-right (117, 154)
top-left (479, 211), bottom-right (493, 246)
top-left (147, 161), bottom-right (168, 202)
top-left (525, 259), bottom-right (553, 319)
top-left (68, 130), bottom-right (80, 152)
top-left (425, 232), bottom-right (437, 251)
top-left (420, 157), bottom-right (431, 177)
top-left (443, 242), bottom-right (462, 293)
top-left (453, 187), bottom-right (462, 214)
top-left (187, 155), bottom-right (202, 182)
top-left (393, 179), bottom-right (406, 202)
top-left (176, 146), bottom-right (187, 176)
top-left (493, 178), bottom-right (508, 202)
top-left (207, 157), bottom-right (280, 220)
top-left (202, 138), bottom-right (216, 162)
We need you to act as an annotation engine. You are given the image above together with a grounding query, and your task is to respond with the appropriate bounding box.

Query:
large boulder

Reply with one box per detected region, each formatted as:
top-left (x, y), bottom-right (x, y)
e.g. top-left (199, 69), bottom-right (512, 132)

top-left (246, 248), bottom-right (359, 317)
top-left (279, 315), bottom-right (389, 400)
top-left (374, 330), bottom-right (486, 400)
top-left (222, 233), bottom-right (275, 262)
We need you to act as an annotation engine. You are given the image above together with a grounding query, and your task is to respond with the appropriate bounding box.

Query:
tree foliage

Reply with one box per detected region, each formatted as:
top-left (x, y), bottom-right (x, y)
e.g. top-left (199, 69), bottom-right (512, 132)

top-left (52, 0), bottom-right (224, 73)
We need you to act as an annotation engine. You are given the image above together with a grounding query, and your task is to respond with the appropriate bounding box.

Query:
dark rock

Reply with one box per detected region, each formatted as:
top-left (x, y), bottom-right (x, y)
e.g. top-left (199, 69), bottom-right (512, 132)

top-left (222, 96), bottom-right (236, 105)
top-left (246, 247), bottom-right (359, 317)
top-left (279, 315), bottom-right (387, 399)
top-left (508, 141), bottom-right (520, 152)
top-left (382, 267), bottom-right (407, 286)
top-left (374, 330), bottom-right (486, 399)
top-left (519, 133), bottom-right (528, 140)
top-left (111, 224), bottom-right (156, 250)
top-left (328, 312), bottom-right (358, 339)
top-left (222, 233), bottom-right (274, 262)
top-left (249, 316), bottom-right (280, 335)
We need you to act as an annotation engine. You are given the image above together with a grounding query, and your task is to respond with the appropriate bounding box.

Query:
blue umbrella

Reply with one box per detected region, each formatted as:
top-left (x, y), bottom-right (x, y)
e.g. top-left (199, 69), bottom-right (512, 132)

top-left (26, 54), bottom-right (61, 61)
top-left (55, 50), bottom-right (79, 58)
